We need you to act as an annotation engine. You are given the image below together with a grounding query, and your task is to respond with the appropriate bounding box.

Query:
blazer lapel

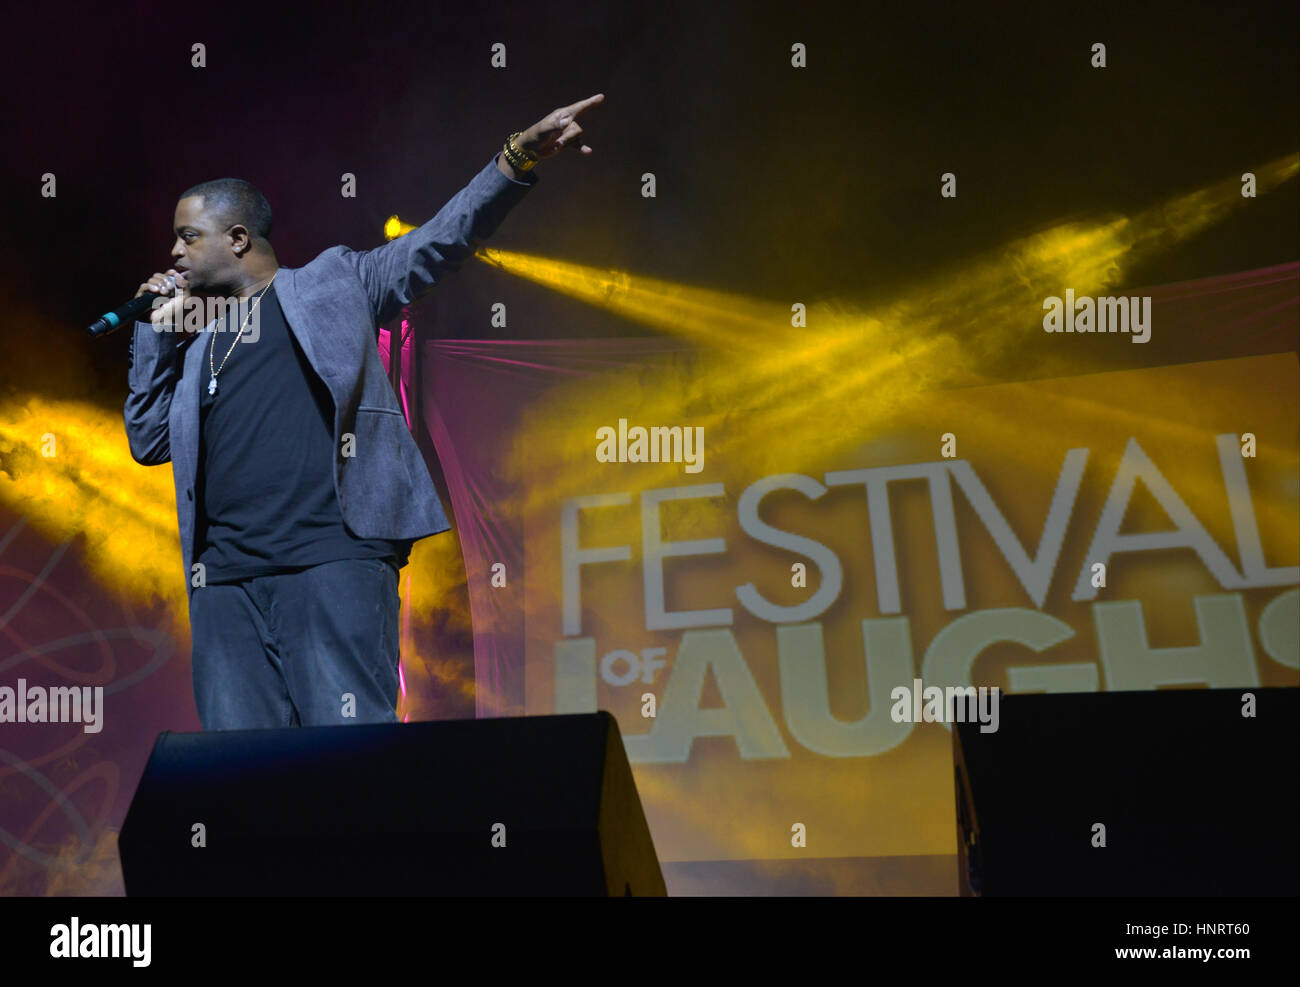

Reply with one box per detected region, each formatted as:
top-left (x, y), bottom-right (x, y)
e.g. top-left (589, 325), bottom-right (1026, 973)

top-left (178, 327), bottom-right (208, 491)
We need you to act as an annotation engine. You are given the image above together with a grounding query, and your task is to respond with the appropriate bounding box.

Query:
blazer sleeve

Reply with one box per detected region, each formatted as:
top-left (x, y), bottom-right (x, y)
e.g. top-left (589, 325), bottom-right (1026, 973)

top-left (338, 152), bottom-right (539, 327)
top-left (123, 320), bottom-right (188, 466)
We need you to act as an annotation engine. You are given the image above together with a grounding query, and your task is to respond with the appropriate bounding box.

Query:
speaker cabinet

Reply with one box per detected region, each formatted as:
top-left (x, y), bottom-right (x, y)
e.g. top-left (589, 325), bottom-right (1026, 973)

top-left (119, 711), bottom-right (666, 895)
top-left (954, 687), bottom-right (1298, 895)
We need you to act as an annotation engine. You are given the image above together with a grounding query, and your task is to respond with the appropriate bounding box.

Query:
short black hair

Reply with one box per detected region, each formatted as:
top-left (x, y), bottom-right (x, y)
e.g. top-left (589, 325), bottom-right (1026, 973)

top-left (179, 178), bottom-right (273, 240)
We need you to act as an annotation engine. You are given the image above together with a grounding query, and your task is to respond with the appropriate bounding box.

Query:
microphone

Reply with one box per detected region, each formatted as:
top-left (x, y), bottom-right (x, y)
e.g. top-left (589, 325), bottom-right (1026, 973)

top-left (86, 292), bottom-right (168, 338)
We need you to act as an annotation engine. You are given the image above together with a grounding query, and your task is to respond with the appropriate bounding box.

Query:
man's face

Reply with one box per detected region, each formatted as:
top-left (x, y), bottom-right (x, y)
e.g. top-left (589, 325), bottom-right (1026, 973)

top-left (170, 196), bottom-right (230, 295)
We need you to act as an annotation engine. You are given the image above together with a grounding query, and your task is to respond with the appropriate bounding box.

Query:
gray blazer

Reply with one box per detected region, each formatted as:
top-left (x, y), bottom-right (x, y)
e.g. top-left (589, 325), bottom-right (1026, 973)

top-left (124, 154), bottom-right (538, 598)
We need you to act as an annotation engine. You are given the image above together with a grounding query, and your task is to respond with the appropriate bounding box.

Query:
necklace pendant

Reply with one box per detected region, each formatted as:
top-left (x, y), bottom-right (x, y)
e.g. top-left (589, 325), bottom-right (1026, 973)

top-left (208, 375), bottom-right (218, 396)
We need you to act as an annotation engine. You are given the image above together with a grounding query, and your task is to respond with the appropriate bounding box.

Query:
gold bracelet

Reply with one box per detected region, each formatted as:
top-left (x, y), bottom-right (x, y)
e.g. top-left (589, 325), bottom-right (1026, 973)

top-left (503, 131), bottom-right (538, 172)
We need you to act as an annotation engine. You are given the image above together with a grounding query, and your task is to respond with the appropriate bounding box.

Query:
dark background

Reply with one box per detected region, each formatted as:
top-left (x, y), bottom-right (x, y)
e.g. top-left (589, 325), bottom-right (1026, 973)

top-left (3, 0), bottom-right (1297, 410)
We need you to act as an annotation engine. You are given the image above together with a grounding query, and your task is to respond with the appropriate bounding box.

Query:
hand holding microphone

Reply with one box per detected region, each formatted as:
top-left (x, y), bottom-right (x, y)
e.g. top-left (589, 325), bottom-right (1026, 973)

top-left (87, 268), bottom-right (194, 338)
top-left (136, 269), bottom-right (194, 331)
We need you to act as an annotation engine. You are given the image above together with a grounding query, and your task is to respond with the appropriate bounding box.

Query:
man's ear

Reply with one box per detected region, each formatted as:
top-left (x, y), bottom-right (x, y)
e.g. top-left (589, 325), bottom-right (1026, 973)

top-left (228, 223), bottom-right (253, 257)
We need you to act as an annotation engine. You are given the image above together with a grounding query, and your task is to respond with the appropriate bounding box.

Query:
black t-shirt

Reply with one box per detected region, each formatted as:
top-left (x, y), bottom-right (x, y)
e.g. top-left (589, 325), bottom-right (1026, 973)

top-left (194, 282), bottom-right (412, 582)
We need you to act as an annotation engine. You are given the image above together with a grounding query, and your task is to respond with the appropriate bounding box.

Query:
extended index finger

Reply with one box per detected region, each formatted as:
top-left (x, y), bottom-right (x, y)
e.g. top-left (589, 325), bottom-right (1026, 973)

top-left (563, 92), bottom-right (605, 118)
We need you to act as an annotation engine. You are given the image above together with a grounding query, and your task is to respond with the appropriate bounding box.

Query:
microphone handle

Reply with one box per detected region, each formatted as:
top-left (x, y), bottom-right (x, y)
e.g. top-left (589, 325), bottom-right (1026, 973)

top-left (86, 292), bottom-right (164, 338)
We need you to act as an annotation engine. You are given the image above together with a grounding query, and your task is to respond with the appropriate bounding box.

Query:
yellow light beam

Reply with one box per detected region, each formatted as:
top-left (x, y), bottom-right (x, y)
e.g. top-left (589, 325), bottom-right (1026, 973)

top-left (471, 153), bottom-right (1298, 516)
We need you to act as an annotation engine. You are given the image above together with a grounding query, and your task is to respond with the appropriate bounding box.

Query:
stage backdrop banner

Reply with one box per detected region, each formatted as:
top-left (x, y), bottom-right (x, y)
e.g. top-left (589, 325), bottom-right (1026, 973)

top-left (427, 265), bottom-right (1299, 865)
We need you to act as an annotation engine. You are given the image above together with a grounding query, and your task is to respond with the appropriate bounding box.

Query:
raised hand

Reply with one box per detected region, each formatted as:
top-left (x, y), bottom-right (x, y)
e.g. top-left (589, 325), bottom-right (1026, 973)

top-left (516, 93), bottom-right (605, 161)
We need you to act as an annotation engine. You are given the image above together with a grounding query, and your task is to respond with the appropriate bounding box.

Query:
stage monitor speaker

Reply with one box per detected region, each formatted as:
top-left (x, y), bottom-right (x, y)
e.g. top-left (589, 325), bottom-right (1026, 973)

top-left (954, 686), bottom-right (1298, 896)
top-left (119, 711), bottom-right (666, 896)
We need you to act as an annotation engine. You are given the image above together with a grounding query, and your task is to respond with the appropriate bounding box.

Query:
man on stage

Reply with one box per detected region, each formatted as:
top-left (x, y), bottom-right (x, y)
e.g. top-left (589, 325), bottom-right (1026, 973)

top-left (124, 93), bottom-right (604, 731)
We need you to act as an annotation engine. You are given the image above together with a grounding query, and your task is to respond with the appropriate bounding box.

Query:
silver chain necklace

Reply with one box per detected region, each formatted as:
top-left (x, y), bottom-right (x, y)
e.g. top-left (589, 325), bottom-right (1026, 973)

top-left (208, 273), bottom-right (277, 396)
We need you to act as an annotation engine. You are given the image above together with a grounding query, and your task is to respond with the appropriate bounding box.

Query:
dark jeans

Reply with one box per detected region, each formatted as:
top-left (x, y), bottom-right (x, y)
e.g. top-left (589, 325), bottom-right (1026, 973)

top-left (188, 558), bottom-right (401, 730)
